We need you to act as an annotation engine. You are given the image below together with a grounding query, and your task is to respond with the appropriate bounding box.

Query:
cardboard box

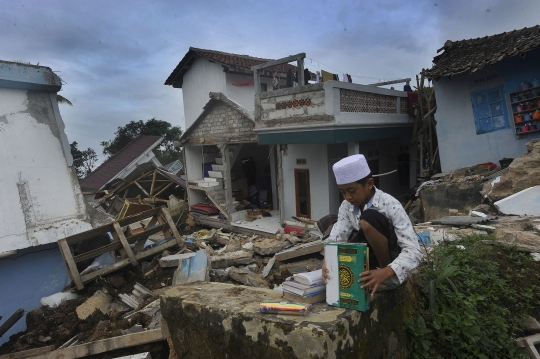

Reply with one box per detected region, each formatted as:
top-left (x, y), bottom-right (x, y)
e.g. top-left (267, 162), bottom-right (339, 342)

top-left (325, 242), bottom-right (370, 311)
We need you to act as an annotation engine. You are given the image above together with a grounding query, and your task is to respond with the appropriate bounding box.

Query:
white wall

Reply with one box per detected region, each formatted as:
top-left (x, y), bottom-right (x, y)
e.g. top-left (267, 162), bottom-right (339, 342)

top-left (0, 88), bottom-right (91, 253)
top-left (434, 65), bottom-right (538, 172)
top-left (182, 58), bottom-right (227, 130)
top-left (182, 58), bottom-right (278, 132)
top-left (282, 144), bottom-right (331, 221)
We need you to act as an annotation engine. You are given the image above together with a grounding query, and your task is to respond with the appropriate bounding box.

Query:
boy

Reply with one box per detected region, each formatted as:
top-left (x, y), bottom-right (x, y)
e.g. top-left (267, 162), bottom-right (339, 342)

top-left (322, 154), bottom-right (423, 296)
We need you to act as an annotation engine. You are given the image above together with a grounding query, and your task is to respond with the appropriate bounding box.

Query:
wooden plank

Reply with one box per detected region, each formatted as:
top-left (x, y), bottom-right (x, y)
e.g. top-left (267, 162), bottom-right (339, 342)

top-left (251, 53), bottom-right (306, 71)
top-left (80, 258), bottom-right (131, 283)
top-left (63, 225), bottom-right (113, 246)
top-left (275, 240), bottom-right (324, 261)
top-left (117, 208), bottom-right (161, 227)
top-left (159, 208), bottom-right (184, 248)
top-left (134, 182), bottom-right (149, 197)
top-left (28, 329), bottom-right (164, 359)
top-left (113, 223), bottom-right (138, 266)
top-left (59, 239), bottom-right (84, 290)
top-left (0, 345), bottom-right (54, 359)
top-left (125, 224), bottom-right (166, 244)
top-left (73, 241), bottom-right (122, 263)
top-left (0, 309), bottom-right (24, 337)
top-left (135, 238), bottom-right (178, 261)
top-left (79, 239), bottom-right (178, 285)
top-left (149, 169), bottom-right (158, 196)
top-left (153, 182), bottom-right (173, 198)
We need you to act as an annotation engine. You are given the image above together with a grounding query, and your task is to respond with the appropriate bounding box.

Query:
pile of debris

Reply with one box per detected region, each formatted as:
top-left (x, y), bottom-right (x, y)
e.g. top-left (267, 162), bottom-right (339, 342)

top-left (408, 139), bottom-right (540, 224)
top-left (0, 215), bottom-right (323, 359)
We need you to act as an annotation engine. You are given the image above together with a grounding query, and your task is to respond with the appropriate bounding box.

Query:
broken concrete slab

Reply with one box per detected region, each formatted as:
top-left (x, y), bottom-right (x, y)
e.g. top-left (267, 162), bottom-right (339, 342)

top-left (253, 237), bottom-right (289, 255)
top-left (431, 216), bottom-right (497, 226)
top-left (76, 290), bottom-right (113, 320)
top-left (209, 269), bottom-right (229, 282)
top-left (210, 250), bottom-right (252, 268)
top-left (172, 249), bottom-right (209, 286)
top-left (494, 185), bottom-right (540, 216)
top-left (160, 282), bottom-right (416, 359)
top-left (159, 253), bottom-right (196, 267)
top-left (227, 267), bottom-right (269, 288)
top-left (495, 229), bottom-right (540, 252)
top-left (420, 181), bottom-right (484, 221)
top-left (274, 240), bottom-right (324, 261)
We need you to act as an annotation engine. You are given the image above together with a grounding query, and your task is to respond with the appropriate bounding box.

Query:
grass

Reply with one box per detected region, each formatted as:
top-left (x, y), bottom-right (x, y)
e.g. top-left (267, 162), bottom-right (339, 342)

top-left (406, 234), bottom-right (540, 359)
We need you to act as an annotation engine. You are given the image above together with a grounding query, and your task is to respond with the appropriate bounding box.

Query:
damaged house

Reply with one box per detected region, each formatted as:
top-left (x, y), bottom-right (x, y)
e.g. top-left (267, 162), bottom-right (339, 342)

top-left (253, 54), bottom-right (418, 223)
top-left (425, 25), bottom-right (540, 172)
top-left (166, 49), bottom-right (418, 230)
top-left (165, 48), bottom-right (300, 234)
top-left (0, 61), bottom-right (92, 344)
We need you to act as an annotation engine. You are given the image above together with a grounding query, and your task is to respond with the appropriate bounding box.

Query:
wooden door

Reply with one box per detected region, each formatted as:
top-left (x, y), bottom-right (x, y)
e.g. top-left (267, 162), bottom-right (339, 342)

top-left (294, 169), bottom-right (311, 218)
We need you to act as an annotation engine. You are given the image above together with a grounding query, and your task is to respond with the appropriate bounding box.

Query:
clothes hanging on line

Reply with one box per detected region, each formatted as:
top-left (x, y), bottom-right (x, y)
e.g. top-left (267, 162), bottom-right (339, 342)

top-left (347, 74), bottom-right (352, 83)
top-left (321, 70), bottom-right (334, 82)
top-left (304, 68), bottom-right (310, 85)
top-left (316, 71), bottom-right (321, 83)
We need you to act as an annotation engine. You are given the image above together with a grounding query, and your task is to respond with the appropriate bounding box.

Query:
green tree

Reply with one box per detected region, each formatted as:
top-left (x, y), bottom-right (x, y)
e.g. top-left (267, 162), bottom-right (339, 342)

top-left (100, 118), bottom-right (183, 165)
top-left (70, 141), bottom-right (98, 179)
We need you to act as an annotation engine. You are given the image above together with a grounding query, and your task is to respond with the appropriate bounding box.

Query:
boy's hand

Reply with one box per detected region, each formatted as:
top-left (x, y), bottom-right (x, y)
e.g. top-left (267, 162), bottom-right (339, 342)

top-left (359, 267), bottom-right (395, 297)
top-left (322, 260), bottom-right (330, 283)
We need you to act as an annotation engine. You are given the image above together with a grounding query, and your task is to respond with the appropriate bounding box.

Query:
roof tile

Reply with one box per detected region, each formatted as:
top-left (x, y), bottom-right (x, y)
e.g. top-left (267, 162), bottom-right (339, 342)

top-left (79, 135), bottom-right (163, 190)
top-left (425, 25), bottom-right (540, 79)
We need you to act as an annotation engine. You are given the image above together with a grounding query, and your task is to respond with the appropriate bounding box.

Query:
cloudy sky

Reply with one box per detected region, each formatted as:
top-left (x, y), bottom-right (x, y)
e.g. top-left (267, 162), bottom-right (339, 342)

top-left (2, 0), bottom-right (539, 162)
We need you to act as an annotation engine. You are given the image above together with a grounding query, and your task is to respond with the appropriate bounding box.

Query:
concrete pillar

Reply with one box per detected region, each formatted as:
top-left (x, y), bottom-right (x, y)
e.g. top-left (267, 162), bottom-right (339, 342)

top-left (347, 142), bottom-right (359, 156)
top-left (269, 146), bottom-right (278, 211)
top-left (297, 58), bottom-right (304, 86)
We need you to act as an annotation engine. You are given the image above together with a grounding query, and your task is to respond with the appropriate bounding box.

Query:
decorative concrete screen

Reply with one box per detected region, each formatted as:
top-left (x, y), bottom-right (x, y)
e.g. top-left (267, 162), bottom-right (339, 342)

top-left (340, 89), bottom-right (409, 114)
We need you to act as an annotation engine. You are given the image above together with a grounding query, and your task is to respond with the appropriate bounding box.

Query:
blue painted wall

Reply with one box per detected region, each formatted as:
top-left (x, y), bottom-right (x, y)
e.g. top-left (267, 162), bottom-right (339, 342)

top-left (0, 244), bottom-right (70, 345)
top-left (433, 48), bottom-right (540, 172)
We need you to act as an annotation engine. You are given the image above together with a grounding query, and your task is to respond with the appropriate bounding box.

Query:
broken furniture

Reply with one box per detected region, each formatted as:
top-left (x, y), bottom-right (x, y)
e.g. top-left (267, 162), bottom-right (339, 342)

top-left (58, 207), bottom-right (184, 290)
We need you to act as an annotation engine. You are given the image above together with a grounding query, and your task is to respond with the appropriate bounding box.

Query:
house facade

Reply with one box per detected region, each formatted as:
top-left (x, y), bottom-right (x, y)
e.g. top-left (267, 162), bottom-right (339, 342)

top-left (254, 79), bottom-right (416, 222)
top-left (425, 25), bottom-right (540, 172)
top-left (0, 61), bottom-right (92, 344)
top-left (167, 48), bottom-right (417, 230)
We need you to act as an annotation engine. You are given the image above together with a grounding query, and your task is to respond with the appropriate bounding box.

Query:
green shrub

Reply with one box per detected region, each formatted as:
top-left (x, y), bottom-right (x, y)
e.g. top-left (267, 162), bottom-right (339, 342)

top-left (406, 234), bottom-right (540, 358)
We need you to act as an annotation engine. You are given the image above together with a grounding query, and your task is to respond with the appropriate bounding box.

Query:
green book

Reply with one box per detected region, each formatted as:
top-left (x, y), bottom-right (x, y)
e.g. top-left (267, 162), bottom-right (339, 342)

top-left (325, 242), bottom-right (370, 311)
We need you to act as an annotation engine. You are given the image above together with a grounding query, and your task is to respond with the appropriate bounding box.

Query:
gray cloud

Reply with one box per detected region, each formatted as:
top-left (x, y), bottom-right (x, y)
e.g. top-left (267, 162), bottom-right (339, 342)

top-left (2, 0), bottom-right (539, 162)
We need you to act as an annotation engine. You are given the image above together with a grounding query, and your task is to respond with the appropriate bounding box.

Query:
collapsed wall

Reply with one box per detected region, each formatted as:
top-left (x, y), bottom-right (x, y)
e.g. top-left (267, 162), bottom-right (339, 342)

top-left (484, 139), bottom-right (540, 202)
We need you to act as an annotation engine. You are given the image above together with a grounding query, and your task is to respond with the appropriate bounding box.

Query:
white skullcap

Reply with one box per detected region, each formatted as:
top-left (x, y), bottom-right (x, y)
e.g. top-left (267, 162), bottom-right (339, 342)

top-left (332, 154), bottom-right (371, 185)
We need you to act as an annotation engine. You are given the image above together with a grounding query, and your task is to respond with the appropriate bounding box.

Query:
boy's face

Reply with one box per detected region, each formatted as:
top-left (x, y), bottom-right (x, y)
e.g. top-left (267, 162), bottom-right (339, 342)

top-left (338, 178), bottom-right (374, 208)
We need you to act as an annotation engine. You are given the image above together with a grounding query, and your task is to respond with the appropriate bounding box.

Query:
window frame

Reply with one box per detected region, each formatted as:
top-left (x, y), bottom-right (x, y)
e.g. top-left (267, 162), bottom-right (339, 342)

top-left (470, 85), bottom-right (510, 135)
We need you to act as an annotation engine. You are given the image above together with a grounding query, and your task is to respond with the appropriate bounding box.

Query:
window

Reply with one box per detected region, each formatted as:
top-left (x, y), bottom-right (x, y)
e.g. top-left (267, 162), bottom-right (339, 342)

top-left (471, 85), bottom-right (509, 134)
top-left (294, 169), bottom-right (311, 218)
top-left (260, 83), bottom-right (267, 92)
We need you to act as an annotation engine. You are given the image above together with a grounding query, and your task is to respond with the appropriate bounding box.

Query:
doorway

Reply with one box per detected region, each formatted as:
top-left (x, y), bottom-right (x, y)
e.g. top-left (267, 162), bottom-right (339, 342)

top-left (294, 169), bottom-right (311, 218)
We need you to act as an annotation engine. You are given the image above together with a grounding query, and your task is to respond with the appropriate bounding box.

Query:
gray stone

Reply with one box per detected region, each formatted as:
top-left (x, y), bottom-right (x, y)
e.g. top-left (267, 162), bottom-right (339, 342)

top-left (161, 282), bottom-right (415, 359)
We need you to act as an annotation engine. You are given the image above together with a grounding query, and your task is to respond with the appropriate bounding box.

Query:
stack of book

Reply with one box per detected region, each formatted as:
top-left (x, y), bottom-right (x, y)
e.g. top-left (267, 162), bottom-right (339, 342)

top-left (282, 269), bottom-right (326, 304)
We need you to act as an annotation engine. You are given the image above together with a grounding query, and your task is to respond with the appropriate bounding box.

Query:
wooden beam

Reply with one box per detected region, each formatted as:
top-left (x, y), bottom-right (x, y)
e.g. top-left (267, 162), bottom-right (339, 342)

top-left (134, 182), bottom-right (149, 197)
top-left (188, 138), bottom-right (205, 143)
top-left (367, 78), bottom-right (411, 87)
top-left (251, 53), bottom-right (306, 71)
top-left (159, 207), bottom-right (184, 248)
top-left (153, 182), bottom-right (173, 198)
top-left (149, 169), bottom-right (158, 196)
top-left (59, 239), bottom-right (84, 290)
top-left (0, 309), bottom-right (24, 338)
top-left (0, 345), bottom-right (54, 359)
top-left (113, 223), bottom-right (138, 266)
top-left (27, 329), bottom-right (164, 359)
